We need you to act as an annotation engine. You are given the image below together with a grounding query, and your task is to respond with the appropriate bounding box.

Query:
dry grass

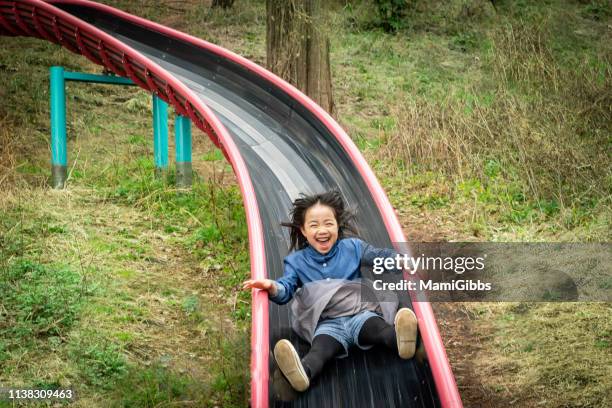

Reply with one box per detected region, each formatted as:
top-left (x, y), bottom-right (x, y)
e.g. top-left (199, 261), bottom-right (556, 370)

top-left (0, 117), bottom-right (48, 191)
top-left (470, 302), bottom-right (611, 407)
top-left (435, 301), bottom-right (612, 408)
top-left (380, 20), bottom-right (611, 204)
top-left (0, 118), bottom-right (16, 190)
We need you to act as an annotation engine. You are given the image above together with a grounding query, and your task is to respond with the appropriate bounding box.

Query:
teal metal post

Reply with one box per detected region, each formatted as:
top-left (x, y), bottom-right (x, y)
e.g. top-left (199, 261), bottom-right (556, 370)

top-left (50, 66), bottom-right (67, 189)
top-left (153, 95), bottom-right (169, 178)
top-left (174, 115), bottom-right (193, 188)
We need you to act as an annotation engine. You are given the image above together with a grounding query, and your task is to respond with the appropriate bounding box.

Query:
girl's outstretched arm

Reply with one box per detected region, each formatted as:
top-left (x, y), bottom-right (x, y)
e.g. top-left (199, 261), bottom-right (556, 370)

top-left (241, 260), bottom-right (299, 305)
top-left (267, 260), bottom-right (299, 305)
top-left (242, 278), bottom-right (278, 295)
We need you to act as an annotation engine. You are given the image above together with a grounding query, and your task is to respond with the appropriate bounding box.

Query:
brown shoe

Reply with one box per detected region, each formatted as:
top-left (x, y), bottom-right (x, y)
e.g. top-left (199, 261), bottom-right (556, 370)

top-left (272, 366), bottom-right (300, 401)
top-left (274, 339), bottom-right (310, 392)
top-left (394, 308), bottom-right (418, 359)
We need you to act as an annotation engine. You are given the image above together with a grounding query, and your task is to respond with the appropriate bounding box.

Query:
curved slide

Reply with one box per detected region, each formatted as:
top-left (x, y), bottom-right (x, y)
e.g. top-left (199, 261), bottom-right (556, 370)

top-left (0, 1), bottom-right (462, 406)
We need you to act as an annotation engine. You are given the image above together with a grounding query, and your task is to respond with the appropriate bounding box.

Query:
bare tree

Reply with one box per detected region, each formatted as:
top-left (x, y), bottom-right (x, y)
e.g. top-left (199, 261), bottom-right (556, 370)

top-left (266, 0), bottom-right (334, 114)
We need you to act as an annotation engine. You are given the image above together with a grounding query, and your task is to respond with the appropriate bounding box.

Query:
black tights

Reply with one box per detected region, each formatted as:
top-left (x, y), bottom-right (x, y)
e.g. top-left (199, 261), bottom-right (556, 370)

top-left (301, 334), bottom-right (343, 380)
top-left (357, 315), bottom-right (397, 350)
top-left (301, 317), bottom-right (396, 381)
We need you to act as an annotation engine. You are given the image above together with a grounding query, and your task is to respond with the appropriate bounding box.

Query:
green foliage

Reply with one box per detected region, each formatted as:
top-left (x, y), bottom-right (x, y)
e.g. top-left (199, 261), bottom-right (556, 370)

top-left (373, 0), bottom-right (408, 32)
top-left (455, 172), bottom-right (562, 226)
top-left (483, 158), bottom-right (501, 179)
top-left (71, 341), bottom-right (128, 388)
top-left (409, 193), bottom-right (450, 209)
top-left (201, 149), bottom-right (224, 161)
top-left (193, 225), bottom-right (222, 243)
top-left (181, 295), bottom-right (199, 314)
top-left (0, 260), bottom-right (85, 344)
top-left (582, 0), bottom-right (611, 20)
top-left (449, 30), bottom-right (481, 52)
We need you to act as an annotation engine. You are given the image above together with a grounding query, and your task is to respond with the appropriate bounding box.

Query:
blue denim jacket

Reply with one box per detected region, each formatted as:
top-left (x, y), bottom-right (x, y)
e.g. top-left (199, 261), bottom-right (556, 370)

top-left (269, 238), bottom-right (398, 305)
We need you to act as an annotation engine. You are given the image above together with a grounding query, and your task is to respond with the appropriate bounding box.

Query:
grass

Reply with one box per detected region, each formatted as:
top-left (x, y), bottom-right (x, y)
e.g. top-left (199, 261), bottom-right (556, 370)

top-left (0, 21), bottom-right (251, 404)
top-left (330, 0), bottom-right (611, 243)
top-left (0, 185), bottom-right (250, 406)
top-left (0, 260), bottom-right (87, 344)
top-left (466, 302), bottom-right (612, 407)
top-left (1, 0), bottom-right (610, 407)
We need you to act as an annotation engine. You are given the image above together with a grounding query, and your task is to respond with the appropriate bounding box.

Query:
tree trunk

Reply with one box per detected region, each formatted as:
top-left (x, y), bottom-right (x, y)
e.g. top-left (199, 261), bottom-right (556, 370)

top-left (266, 0), bottom-right (334, 115)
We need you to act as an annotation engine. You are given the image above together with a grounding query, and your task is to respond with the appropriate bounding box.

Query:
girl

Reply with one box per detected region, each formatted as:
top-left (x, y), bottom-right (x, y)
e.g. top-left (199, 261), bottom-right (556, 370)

top-left (242, 190), bottom-right (418, 393)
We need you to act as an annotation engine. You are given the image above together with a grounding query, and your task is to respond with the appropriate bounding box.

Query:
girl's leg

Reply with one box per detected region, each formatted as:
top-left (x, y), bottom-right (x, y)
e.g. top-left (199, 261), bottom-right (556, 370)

top-left (301, 334), bottom-right (344, 380)
top-left (358, 315), bottom-right (397, 350)
top-left (358, 308), bottom-right (417, 359)
top-left (274, 334), bottom-right (343, 392)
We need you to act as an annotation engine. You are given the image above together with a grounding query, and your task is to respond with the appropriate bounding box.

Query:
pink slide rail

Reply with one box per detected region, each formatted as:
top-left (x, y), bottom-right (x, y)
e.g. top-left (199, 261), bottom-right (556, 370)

top-left (0, 1), bottom-right (462, 406)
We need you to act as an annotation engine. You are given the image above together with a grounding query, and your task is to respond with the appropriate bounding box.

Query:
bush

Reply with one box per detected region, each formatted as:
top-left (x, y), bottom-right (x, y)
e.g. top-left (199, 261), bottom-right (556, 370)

top-left (374, 0), bottom-right (408, 32)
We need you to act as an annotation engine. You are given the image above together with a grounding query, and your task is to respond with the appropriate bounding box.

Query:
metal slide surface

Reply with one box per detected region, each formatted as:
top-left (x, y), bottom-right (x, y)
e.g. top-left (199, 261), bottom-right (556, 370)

top-left (0, 1), bottom-right (461, 407)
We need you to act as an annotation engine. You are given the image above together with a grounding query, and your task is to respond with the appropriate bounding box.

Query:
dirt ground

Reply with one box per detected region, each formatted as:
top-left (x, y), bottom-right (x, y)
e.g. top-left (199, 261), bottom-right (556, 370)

top-left (432, 302), bottom-right (511, 407)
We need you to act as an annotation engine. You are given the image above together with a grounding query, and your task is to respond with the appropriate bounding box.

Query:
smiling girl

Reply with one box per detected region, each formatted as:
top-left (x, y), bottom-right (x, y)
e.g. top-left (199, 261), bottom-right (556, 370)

top-left (242, 190), bottom-right (418, 393)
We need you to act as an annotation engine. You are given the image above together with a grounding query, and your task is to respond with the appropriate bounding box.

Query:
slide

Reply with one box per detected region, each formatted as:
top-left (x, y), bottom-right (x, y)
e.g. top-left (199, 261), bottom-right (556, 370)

top-left (0, 1), bottom-right (461, 406)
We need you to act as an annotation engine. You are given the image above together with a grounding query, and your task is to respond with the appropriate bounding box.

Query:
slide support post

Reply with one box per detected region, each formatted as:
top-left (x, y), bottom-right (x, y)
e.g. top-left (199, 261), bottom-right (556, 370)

top-left (50, 66), bottom-right (67, 189)
top-left (153, 95), bottom-right (169, 178)
top-left (174, 114), bottom-right (193, 188)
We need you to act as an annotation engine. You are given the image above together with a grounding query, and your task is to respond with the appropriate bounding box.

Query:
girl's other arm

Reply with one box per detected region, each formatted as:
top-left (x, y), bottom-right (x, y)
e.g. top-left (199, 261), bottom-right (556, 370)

top-left (359, 239), bottom-right (404, 273)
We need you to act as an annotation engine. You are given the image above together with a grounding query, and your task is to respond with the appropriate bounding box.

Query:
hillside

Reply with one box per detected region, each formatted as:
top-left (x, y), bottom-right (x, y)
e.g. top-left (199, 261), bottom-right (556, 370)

top-left (1, 1), bottom-right (610, 407)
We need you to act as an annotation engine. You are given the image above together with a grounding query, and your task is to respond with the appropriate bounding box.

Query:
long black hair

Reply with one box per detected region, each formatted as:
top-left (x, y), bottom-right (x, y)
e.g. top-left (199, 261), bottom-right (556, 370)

top-left (281, 189), bottom-right (357, 252)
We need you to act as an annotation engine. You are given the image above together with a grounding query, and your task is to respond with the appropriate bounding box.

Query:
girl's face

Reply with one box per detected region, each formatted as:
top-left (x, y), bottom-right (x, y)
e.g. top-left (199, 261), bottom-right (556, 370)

top-left (300, 203), bottom-right (339, 254)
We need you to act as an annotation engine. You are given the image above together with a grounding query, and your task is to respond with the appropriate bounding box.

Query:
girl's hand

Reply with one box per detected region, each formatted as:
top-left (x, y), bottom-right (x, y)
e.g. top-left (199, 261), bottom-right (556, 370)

top-left (242, 278), bottom-right (277, 296)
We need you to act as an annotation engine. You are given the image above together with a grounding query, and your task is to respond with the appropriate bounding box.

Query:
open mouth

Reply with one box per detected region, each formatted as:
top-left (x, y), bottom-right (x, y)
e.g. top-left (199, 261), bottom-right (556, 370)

top-left (315, 236), bottom-right (330, 244)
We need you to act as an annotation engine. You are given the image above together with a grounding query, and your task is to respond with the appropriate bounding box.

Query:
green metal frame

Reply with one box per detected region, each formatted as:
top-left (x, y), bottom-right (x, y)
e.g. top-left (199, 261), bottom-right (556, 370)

top-left (49, 66), bottom-right (193, 189)
top-left (153, 94), bottom-right (169, 176)
top-left (50, 66), bottom-right (68, 188)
